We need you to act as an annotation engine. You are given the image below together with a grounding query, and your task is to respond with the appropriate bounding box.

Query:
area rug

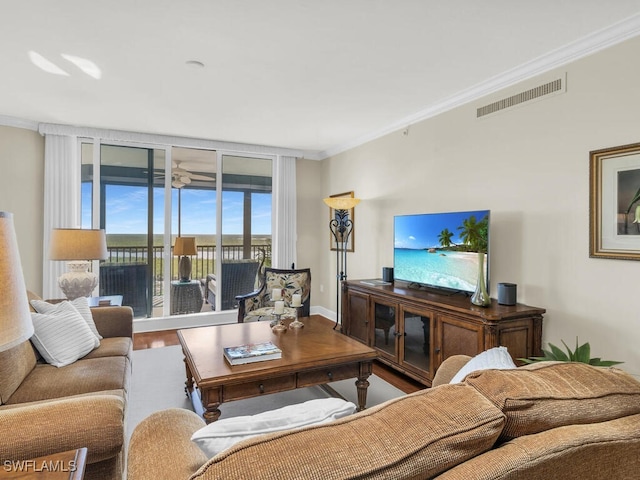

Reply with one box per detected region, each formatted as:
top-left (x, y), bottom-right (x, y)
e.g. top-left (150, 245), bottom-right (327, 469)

top-left (127, 344), bottom-right (406, 440)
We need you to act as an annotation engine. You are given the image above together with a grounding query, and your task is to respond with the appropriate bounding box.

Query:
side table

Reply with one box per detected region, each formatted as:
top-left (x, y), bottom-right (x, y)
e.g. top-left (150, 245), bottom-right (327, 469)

top-left (88, 295), bottom-right (123, 307)
top-left (0, 448), bottom-right (87, 479)
top-left (171, 280), bottom-right (203, 314)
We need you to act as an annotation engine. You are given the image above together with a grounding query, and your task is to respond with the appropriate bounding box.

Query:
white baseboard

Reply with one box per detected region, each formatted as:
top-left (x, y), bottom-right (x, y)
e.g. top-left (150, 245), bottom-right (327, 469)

top-left (313, 305), bottom-right (335, 322)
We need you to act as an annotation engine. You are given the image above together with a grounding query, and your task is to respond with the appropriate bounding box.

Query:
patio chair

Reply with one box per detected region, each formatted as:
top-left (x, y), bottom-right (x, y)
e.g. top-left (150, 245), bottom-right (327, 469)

top-left (99, 263), bottom-right (148, 317)
top-left (236, 267), bottom-right (311, 322)
top-left (203, 259), bottom-right (261, 311)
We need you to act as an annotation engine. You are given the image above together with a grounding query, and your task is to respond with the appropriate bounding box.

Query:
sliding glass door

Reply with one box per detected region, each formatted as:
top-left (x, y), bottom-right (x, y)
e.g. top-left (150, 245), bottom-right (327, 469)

top-left (213, 154), bottom-right (273, 310)
top-left (81, 141), bottom-right (274, 319)
top-left (82, 143), bottom-right (166, 317)
top-left (169, 147), bottom-right (216, 316)
top-left (220, 154), bottom-right (272, 262)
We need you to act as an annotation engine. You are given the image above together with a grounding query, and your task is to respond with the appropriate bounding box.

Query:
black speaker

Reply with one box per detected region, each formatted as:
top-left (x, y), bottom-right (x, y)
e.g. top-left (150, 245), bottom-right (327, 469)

top-left (382, 267), bottom-right (394, 283)
top-left (498, 283), bottom-right (517, 306)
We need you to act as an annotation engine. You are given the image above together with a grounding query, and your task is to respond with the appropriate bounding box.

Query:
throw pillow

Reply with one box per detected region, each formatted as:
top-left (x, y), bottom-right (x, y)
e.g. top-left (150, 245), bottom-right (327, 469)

top-left (449, 346), bottom-right (516, 384)
top-left (191, 398), bottom-right (356, 458)
top-left (30, 303), bottom-right (99, 367)
top-left (31, 297), bottom-right (102, 341)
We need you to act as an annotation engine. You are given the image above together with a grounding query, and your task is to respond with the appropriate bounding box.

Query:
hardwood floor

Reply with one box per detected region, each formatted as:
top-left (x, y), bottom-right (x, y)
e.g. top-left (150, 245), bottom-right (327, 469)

top-left (133, 329), bottom-right (180, 350)
top-left (133, 316), bottom-right (424, 395)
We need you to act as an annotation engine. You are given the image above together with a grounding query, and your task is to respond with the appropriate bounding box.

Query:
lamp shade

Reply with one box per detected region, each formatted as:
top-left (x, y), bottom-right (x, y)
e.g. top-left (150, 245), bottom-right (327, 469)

top-left (174, 237), bottom-right (197, 256)
top-left (49, 228), bottom-right (108, 261)
top-left (0, 212), bottom-right (34, 352)
top-left (323, 197), bottom-right (361, 210)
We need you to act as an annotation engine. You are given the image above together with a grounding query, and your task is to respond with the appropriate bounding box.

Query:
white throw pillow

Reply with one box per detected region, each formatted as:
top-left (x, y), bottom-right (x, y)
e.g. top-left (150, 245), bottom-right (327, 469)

top-left (31, 297), bottom-right (102, 341)
top-left (449, 346), bottom-right (517, 384)
top-left (30, 303), bottom-right (99, 367)
top-left (191, 397), bottom-right (356, 457)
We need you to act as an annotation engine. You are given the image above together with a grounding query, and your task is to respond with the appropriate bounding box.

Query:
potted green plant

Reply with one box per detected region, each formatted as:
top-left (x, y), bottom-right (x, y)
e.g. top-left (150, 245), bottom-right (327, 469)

top-left (519, 338), bottom-right (623, 366)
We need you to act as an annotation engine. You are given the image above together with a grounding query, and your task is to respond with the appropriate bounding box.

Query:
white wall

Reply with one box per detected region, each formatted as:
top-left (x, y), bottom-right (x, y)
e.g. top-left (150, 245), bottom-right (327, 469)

top-left (0, 126), bottom-right (44, 294)
top-left (316, 35), bottom-right (640, 377)
top-left (295, 158), bottom-right (324, 284)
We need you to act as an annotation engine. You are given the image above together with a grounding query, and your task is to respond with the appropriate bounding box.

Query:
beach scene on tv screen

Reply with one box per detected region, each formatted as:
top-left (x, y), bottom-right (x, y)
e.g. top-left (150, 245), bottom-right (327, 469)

top-left (394, 210), bottom-right (489, 292)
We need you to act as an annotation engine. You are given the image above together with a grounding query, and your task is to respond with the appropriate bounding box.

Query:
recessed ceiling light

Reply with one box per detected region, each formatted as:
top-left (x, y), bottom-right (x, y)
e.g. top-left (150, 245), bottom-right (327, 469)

top-left (61, 54), bottom-right (102, 79)
top-left (185, 60), bottom-right (205, 69)
top-left (28, 51), bottom-right (69, 76)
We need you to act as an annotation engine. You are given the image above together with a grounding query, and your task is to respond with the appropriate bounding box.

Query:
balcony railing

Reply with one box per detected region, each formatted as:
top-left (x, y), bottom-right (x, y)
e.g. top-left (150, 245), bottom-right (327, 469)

top-left (102, 244), bottom-right (271, 298)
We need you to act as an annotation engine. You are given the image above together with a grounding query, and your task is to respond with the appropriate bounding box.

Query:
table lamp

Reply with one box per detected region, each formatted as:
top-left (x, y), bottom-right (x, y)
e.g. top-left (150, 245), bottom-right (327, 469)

top-left (174, 236), bottom-right (197, 282)
top-left (0, 212), bottom-right (34, 352)
top-left (49, 228), bottom-right (108, 300)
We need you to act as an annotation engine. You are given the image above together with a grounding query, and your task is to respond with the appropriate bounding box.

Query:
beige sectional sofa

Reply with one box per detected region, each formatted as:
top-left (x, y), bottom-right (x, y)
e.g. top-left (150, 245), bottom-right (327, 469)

top-left (0, 293), bottom-right (133, 480)
top-left (127, 356), bottom-right (640, 480)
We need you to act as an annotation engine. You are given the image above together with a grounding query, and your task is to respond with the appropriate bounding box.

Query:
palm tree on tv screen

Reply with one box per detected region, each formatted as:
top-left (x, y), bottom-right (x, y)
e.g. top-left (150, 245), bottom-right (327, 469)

top-left (457, 215), bottom-right (488, 252)
top-left (438, 228), bottom-right (455, 248)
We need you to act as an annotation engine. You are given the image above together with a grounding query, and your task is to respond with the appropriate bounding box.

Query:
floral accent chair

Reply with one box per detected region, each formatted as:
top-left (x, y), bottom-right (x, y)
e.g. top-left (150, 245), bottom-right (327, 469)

top-left (236, 267), bottom-right (311, 323)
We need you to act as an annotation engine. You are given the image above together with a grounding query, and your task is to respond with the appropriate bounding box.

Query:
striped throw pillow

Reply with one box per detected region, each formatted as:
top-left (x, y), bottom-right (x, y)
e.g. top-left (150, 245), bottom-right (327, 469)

top-left (30, 302), bottom-right (98, 367)
top-left (31, 297), bottom-right (102, 340)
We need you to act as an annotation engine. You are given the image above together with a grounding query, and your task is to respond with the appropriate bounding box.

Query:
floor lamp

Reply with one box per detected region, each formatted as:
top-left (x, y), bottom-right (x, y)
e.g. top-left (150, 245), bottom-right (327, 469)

top-left (323, 196), bottom-right (361, 330)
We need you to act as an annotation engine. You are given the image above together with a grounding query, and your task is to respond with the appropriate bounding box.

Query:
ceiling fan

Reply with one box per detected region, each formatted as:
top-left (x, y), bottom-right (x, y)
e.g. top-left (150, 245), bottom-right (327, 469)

top-left (158, 161), bottom-right (215, 188)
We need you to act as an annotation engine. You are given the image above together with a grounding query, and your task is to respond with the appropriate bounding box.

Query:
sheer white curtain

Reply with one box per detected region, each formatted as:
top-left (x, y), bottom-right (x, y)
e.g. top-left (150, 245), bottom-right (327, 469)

top-left (272, 155), bottom-right (297, 269)
top-left (42, 134), bottom-right (81, 298)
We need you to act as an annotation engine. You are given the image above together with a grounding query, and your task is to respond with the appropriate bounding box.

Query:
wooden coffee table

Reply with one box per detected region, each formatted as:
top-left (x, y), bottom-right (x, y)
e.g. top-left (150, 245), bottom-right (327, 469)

top-left (178, 317), bottom-right (377, 423)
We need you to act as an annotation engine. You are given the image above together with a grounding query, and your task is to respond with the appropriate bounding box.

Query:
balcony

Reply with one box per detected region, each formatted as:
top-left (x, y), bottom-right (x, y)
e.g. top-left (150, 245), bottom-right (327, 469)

top-left (99, 243), bottom-right (270, 316)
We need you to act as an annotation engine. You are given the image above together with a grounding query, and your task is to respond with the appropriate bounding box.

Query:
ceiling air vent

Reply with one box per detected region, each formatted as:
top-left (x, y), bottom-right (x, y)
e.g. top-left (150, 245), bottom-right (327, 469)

top-left (477, 77), bottom-right (564, 118)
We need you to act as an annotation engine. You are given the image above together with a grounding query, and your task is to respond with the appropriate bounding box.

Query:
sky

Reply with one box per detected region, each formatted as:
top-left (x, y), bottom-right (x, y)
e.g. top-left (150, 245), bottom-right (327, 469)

top-left (394, 210), bottom-right (489, 249)
top-left (82, 184), bottom-right (272, 235)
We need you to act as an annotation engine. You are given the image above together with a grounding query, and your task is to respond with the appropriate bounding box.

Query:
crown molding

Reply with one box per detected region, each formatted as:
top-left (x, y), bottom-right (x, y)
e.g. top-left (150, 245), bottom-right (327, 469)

top-left (3, 117), bottom-right (321, 160)
top-left (319, 12), bottom-right (640, 160)
top-left (37, 122), bottom-right (316, 159)
top-left (0, 115), bottom-right (39, 131)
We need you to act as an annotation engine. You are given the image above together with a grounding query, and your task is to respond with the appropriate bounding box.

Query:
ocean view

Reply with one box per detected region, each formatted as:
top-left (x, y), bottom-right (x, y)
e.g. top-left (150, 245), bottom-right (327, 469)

top-left (106, 234), bottom-right (271, 248)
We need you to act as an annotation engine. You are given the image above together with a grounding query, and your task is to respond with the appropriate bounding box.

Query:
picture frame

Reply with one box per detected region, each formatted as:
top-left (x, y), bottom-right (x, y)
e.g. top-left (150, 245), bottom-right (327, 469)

top-left (329, 191), bottom-right (355, 252)
top-left (590, 142), bottom-right (640, 260)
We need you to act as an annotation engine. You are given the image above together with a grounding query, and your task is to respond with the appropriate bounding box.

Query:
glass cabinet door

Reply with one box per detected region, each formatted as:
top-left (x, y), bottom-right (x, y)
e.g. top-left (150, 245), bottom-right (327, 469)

top-left (401, 309), bottom-right (432, 376)
top-left (373, 300), bottom-right (397, 357)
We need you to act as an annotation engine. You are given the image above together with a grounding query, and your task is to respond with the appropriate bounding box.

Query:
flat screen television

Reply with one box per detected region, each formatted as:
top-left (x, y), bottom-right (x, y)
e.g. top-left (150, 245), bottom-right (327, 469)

top-left (394, 210), bottom-right (490, 295)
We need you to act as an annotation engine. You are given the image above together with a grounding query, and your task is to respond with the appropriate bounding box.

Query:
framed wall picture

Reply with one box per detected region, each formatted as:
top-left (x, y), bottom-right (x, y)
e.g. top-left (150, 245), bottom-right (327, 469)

top-left (328, 191), bottom-right (355, 252)
top-left (590, 142), bottom-right (640, 260)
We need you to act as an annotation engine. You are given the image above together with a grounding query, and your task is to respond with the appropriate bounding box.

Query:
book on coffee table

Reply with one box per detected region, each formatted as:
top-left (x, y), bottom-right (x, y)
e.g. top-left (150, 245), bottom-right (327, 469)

top-left (223, 341), bottom-right (282, 365)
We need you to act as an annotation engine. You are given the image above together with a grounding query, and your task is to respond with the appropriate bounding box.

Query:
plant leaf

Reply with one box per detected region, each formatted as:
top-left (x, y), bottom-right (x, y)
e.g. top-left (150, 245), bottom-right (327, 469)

top-left (574, 341), bottom-right (591, 363)
top-left (539, 348), bottom-right (559, 361)
top-left (590, 359), bottom-right (624, 367)
top-left (519, 338), bottom-right (623, 366)
top-left (549, 343), bottom-right (569, 362)
top-left (561, 339), bottom-right (576, 361)
top-left (518, 356), bottom-right (547, 364)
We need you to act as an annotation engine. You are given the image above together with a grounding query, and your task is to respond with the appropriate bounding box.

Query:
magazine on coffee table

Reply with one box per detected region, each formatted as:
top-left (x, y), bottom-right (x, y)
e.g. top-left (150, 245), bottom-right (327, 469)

top-left (223, 341), bottom-right (282, 365)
